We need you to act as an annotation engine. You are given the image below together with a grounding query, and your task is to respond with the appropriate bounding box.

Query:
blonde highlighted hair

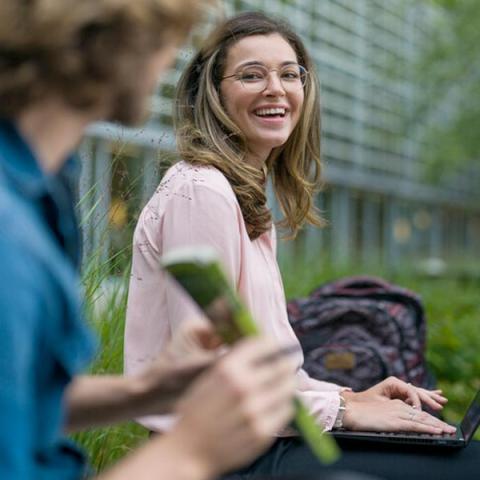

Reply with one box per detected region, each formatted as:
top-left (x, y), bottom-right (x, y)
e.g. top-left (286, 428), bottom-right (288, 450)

top-left (175, 11), bottom-right (324, 240)
top-left (0, 0), bottom-right (208, 121)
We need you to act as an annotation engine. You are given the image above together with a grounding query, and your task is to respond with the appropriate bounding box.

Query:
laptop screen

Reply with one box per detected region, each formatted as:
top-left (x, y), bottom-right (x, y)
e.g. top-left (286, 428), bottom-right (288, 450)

top-left (460, 390), bottom-right (480, 442)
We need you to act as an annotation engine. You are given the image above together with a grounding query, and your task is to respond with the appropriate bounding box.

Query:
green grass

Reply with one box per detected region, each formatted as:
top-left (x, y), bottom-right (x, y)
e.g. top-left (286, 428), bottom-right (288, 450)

top-left (409, 277), bottom-right (480, 424)
top-left (75, 257), bottom-right (480, 473)
top-left (73, 256), bottom-right (151, 473)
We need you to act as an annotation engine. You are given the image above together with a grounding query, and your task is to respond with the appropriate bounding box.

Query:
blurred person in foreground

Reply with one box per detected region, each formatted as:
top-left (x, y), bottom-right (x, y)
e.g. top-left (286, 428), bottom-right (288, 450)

top-left (0, 1), bottom-right (297, 479)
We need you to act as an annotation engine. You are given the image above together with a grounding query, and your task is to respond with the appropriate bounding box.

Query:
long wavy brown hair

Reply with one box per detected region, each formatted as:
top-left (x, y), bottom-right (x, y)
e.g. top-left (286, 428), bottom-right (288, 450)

top-left (175, 11), bottom-right (324, 240)
top-left (0, 0), bottom-right (208, 123)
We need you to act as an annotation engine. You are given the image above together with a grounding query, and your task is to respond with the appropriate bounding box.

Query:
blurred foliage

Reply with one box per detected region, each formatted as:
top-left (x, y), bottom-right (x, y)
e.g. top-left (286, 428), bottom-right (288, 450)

top-left (74, 257), bottom-right (149, 473)
top-left (409, 0), bottom-right (480, 181)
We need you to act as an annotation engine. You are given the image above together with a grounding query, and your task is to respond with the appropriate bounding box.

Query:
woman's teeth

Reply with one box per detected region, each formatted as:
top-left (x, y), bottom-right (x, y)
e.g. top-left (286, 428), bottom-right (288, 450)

top-left (254, 107), bottom-right (286, 117)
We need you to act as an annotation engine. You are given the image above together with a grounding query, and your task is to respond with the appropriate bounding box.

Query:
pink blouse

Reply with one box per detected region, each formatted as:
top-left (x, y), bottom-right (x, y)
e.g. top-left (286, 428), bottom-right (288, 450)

top-left (124, 161), bottom-right (342, 432)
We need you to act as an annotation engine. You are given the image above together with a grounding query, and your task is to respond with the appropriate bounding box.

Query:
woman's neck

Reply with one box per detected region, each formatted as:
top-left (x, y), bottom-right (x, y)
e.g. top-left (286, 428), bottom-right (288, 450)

top-left (245, 147), bottom-right (271, 171)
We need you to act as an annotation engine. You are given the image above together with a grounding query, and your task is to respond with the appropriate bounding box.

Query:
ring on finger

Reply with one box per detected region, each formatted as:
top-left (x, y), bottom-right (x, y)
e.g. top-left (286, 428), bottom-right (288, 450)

top-left (409, 410), bottom-right (416, 421)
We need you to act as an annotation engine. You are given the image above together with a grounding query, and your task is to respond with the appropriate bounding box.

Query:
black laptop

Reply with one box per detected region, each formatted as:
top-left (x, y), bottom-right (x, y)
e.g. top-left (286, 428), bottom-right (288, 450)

top-left (332, 389), bottom-right (480, 448)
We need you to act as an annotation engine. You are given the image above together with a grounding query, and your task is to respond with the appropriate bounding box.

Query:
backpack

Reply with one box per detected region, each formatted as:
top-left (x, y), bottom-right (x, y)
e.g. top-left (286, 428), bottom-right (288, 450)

top-left (287, 276), bottom-right (433, 392)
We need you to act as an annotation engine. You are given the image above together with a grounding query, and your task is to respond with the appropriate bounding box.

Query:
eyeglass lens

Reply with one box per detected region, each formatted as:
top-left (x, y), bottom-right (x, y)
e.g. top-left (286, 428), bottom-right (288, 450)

top-left (237, 64), bottom-right (307, 92)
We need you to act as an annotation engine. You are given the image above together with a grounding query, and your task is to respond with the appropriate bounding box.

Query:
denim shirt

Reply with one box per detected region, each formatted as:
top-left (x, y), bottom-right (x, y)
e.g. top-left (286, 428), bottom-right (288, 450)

top-left (0, 120), bottom-right (96, 479)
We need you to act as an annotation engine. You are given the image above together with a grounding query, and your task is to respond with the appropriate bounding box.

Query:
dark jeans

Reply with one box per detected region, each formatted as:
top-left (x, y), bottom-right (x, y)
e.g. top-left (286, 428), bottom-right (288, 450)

top-left (220, 437), bottom-right (480, 480)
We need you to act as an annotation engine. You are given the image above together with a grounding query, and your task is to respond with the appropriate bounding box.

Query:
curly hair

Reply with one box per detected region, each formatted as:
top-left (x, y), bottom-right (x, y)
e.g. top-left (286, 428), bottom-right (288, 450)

top-left (175, 11), bottom-right (324, 240)
top-left (0, 0), bottom-right (208, 121)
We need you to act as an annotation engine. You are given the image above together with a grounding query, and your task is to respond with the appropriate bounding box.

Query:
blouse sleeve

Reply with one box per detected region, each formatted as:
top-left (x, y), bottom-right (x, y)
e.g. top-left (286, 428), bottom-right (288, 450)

top-left (295, 368), bottom-right (343, 431)
top-left (160, 181), bottom-right (243, 331)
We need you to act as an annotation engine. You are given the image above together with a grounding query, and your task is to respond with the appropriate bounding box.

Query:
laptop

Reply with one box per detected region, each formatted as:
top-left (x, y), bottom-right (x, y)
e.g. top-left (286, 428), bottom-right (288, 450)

top-left (331, 389), bottom-right (480, 448)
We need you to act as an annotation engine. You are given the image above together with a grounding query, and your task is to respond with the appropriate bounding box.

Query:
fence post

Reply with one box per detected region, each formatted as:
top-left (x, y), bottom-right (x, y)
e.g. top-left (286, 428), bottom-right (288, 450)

top-left (78, 139), bottom-right (94, 264)
top-left (362, 195), bottom-right (380, 266)
top-left (92, 139), bottom-right (112, 265)
top-left (331, 186), bottom-right (351, 266)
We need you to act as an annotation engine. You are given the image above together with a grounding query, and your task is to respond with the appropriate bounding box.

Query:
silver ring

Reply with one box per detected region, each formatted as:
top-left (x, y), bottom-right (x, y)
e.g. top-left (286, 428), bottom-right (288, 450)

top-left (409, 411), bottom-right (416, 421)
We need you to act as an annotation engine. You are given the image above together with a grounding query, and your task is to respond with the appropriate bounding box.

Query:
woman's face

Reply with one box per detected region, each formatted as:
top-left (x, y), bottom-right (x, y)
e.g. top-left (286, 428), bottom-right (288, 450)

top-left (220, 33), bottom-right (305, 161)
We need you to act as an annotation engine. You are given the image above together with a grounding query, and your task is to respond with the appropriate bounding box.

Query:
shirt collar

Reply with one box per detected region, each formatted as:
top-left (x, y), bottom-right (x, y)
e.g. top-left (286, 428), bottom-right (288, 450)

top-left (0, 118), bottom-right (78, 198)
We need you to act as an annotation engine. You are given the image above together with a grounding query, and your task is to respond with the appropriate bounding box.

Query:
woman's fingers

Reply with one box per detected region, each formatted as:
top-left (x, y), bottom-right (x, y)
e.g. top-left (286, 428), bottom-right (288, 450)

top-left (402, 407), bottom-right (456, 434)
top-left (398, 420), bottom-right (444, 435)
top-left (403, 385), bottom-right (448, 411)
top-left (375, 377), bottom-right (449, 412)
top-left (414, 388), bottom-right (447, 410)
top-left (344, 398), bottom-right (456, 434)
top-left (402, 384), bottom-right (422, 410)
top-left (379, 377), bottom-right (422, 409)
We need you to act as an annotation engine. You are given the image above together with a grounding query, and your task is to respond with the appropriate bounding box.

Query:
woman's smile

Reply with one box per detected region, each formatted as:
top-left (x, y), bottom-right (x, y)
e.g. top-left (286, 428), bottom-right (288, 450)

top-left (220, 33), bottom-right (304, 162)
top-left (252, 103), bottom-right (290, 126)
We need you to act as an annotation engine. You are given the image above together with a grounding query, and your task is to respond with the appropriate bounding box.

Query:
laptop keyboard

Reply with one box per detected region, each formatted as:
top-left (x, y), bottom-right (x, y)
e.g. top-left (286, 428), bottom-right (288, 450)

top-left (373, 431), bottom-right (460, 444)
top-left (378, 431), bottom-right (457, 438)
top-left (331, 430), bottom-right (461, 445)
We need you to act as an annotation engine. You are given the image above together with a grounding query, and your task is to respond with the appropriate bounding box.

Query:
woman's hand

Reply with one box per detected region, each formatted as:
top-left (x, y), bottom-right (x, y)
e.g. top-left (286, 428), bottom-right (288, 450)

top-left (344, 376), bottom-right (447, 411)
top-left (169, 336), bottom-right (297, 477)
top-left (341, 377), bottom-right (455, 434)
top-left (342, 397), bottom-right (456, 434)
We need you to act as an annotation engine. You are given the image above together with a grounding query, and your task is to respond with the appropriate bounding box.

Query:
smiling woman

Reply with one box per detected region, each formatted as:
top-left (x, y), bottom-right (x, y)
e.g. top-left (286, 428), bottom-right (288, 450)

top-left (125, 11), bottom-right (329, 437)
top-left (124, 10), bottom-right (480, 480)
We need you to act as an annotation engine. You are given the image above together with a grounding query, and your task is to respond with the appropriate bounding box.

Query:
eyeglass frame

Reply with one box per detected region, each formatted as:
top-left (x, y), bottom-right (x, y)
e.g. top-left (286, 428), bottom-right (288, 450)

top-left (221, 62), bottom-right (309, 93)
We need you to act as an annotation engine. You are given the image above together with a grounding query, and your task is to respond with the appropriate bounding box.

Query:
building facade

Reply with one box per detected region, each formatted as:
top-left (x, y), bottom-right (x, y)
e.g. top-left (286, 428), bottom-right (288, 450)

top-left (79, 0), bottom-right (480, 268)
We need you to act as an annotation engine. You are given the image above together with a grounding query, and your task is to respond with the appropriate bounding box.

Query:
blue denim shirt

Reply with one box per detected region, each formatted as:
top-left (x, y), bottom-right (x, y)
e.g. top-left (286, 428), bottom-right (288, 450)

top-left (0, 120), bottom-right (96, 479)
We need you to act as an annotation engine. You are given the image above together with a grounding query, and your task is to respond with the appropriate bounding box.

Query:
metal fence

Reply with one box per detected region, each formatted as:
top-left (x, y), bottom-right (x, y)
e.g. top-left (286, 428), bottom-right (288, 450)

top-left (79, 0), bottom-right (480, 268)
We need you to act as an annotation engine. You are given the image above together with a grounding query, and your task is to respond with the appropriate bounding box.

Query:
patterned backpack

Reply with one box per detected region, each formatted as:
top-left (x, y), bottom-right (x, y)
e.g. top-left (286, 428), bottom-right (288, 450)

top-left (287, 276), bottom-right (433, 392)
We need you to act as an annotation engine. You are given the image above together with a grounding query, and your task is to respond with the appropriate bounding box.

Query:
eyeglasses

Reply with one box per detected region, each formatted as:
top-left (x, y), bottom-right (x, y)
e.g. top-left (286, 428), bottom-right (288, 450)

top-left (221, 63), bottom-right (308, 93)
